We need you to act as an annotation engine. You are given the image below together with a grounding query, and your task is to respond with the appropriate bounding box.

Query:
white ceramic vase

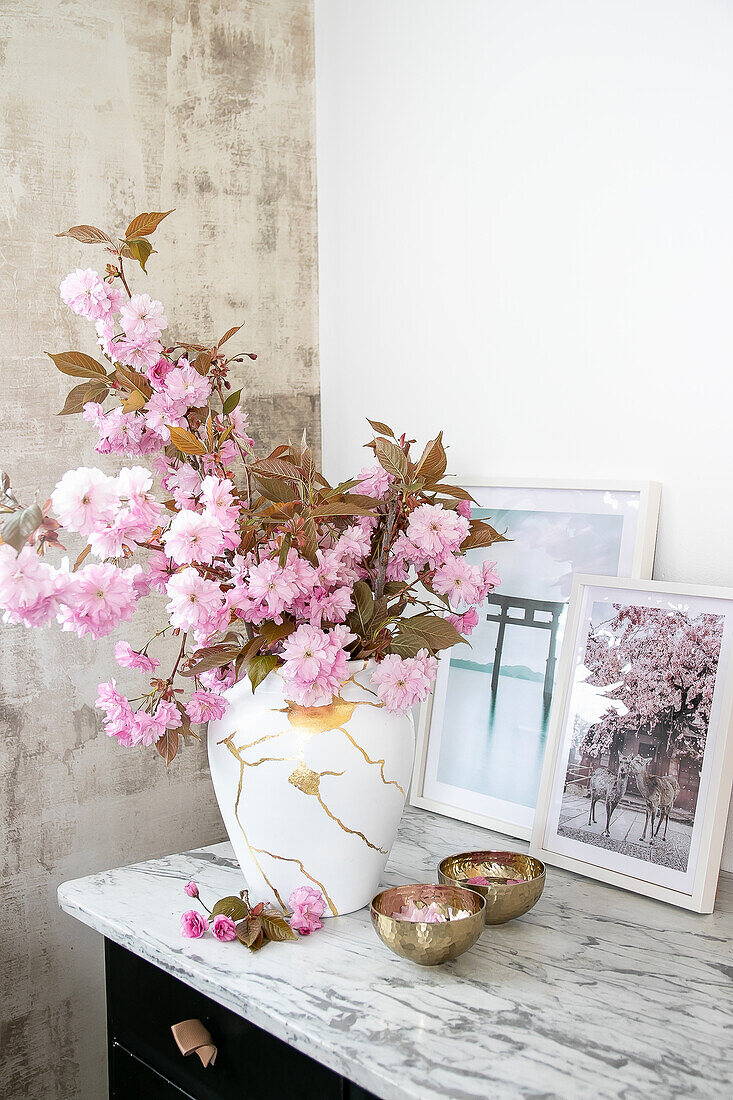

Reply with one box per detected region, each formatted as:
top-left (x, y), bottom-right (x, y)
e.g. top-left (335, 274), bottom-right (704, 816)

top-left (207, 661), bottom-right (415, 916)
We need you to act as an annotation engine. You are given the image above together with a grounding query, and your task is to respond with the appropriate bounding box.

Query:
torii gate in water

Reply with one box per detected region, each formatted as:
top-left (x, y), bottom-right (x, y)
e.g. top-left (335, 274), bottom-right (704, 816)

top-left (485, 593), bottom-right (565, 705)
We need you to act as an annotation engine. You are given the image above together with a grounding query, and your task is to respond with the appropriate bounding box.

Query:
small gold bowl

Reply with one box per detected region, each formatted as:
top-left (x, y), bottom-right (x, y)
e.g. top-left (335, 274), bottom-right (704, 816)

top-left (438, 851), bottom-right (546, 925)
top-left (370, 883), bottom-right (485, 966)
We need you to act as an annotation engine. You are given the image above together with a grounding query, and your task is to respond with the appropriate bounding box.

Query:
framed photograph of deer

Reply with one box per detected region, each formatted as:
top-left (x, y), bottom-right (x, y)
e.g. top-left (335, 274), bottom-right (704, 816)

top-left (531, 575), bottom-right (733, 912)
top-left (411, 479), bottom-right (661, 841)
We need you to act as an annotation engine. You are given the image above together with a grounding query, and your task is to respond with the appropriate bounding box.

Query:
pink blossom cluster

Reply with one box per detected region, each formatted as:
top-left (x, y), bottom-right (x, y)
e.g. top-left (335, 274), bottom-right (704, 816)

top-left (96, 680), bottom-right (181, 747)
top-left (279, 623), bottom-right (356, 706)
top-left (370, 649), bottom-right (437, 713)
top-left (228, 525), bottom-right (370, 633)
top-left (0, 543), bottom-right (143, 639)
top-left (385, 503), bottom-right (501, 637)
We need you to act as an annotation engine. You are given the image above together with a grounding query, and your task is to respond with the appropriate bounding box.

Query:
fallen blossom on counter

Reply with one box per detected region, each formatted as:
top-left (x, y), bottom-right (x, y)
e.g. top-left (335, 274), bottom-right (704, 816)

top-left (288, 886), bottom-right (326, 935)
top-left (180, 910), bottom-right (208, 939)
top-left (211, 914), bottom-right (238, 942)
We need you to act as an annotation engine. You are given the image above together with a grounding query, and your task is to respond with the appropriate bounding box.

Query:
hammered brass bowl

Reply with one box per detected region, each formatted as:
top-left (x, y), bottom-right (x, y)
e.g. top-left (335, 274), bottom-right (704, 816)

top-left (370, 883), bottom-right (485, 966)
top-left (438, 851), bottom-right (545, 925)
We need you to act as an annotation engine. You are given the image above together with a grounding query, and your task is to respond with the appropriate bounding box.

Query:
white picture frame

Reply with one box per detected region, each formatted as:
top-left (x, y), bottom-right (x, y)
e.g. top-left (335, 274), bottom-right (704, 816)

top-left (410, 478), bottom-right (661, 840)
top-left (530, 575), bottom-right (733, 913)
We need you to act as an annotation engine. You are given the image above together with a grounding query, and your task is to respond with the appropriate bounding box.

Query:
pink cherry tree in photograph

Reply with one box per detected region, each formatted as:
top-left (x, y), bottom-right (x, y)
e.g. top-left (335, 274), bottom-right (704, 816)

top-left (579, 605), bottom-right (724, 767)
top-left (0, 211), bottom-right (504, 764)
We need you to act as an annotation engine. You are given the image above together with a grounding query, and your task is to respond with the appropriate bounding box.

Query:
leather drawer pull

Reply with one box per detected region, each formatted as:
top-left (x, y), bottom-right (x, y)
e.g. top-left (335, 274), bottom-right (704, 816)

top-left (171, 1019), bottom-right (218, 1067)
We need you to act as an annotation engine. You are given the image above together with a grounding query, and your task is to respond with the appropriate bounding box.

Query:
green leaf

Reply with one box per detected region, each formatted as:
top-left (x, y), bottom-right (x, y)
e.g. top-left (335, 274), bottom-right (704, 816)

top-left (374, 437), bottom-right (408, 480)
top-left (121, 237), bottom-right (155, 272)
top-left (58, 379), bottom-right (108, 415)
top-left (278, 532), bottom-right (292, 569)
top-left (248, 654), bottom-right (279, 692)
top-left (260, 908), bottom-right (297, 942)
top-left (212, 895), bottom-right (250, 921)
top-left (46, 350), bottom-right (106, 379)
top-left (223, 388), bottom-right (242, 415)
top-left (353, 580), bottom-right (374, 633)
top-left (300, 517), bottom-right (318, 565)
top-left (397, 612), bottom-right (468, 652)
top-left (367, 418), bottom-right (394, 437)
top-left (1, 503), bottom-right (44, 552)
top-left (56, 225), bottom-right (114, 246)
top-left (125, 209), bottom-right (174, 238)
top-left (167, 426), bottom-right (207, 455)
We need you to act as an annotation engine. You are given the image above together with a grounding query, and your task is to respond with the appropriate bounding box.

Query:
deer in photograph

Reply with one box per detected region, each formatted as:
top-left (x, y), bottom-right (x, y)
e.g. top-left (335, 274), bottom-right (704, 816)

top-left (587, 754), bottom-right (633, 837)
top-left (628, 754), bottom-right (681, 843)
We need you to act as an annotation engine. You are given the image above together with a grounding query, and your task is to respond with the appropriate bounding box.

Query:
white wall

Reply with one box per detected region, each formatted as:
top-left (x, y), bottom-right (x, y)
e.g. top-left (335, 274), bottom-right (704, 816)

top-left (315, 0), bottom-right (733, 869)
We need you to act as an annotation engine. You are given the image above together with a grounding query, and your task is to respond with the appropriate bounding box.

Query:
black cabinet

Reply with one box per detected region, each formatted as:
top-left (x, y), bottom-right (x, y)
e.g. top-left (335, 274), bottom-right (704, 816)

top-left (105, 939), bottom-right (378, 1100)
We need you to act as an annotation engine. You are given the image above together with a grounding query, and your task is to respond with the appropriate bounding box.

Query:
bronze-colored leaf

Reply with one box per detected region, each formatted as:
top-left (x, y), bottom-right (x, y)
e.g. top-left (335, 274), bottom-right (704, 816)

top-left (181, 642), bottom-right (242, 677)
top-left (167, 426), bottom-right (207, 455)
top-left (312, 501), bottom-right (376, 517)
top-left (213, 895), bottom-right (250, 922)
top-left (253, 475), bottom-right (298, 504)
top-left (58, 379), bottom-right (108, 415)
top-left (121, 237), bottom-right (155, 272)
top-left (260, 908), bottom-right (297, 942)
top-left (374, 437), bottom-right (408, 480)
top-left (47, 350), bottom-right (106, 379)
top-left (367, 418), bottom-right (394, 437)
top-left (414, 432), bottom-right (447, 482)
top-left (252, 457), bottom-right (305, 483)
top-left (432, 483), bottom-right (477, 503)
top-left (124, 209), bottom-right (174, 238)
top-left (73, 543), bottom-right (92, 572)
top-left (155, 727), bottom-right (179, 766)
top-left (259, 618), bottom-right (297, 645)
top-left (122, 389), bottom-right (146, 413)
top-left (1, 503), bottom-right (43, 552)
top-left (217, 324), bottom-right (243, 347)
top-left (247, 654), bottom-right (279, 692)
top-left (114, 365), bottom-right (152, 397)
top-left (460, 520), bottom-right (509, 551)
top-left (193, 350), bottom-right (211, 376)
top-left (56, 225), bottom-right (114, 246)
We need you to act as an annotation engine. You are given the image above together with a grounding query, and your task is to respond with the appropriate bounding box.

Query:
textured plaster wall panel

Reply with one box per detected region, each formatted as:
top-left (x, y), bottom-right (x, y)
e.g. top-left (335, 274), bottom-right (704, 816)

top-left (0, 2), bottom-right (318, 1097)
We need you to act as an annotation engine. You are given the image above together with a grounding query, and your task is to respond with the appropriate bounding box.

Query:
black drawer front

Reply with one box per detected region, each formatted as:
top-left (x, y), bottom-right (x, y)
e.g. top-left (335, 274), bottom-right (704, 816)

top-left (105, 939), bottom-right (371, 1100)
top-left (110, 1041), bottom-right (193, 1099)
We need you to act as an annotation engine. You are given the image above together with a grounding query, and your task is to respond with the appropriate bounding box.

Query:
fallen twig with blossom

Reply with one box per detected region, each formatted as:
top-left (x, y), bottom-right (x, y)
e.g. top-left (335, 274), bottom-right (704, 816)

top-left (181, 881), bottom-right (324, 949)
top-left (0, 211), bottom-right (505, 762)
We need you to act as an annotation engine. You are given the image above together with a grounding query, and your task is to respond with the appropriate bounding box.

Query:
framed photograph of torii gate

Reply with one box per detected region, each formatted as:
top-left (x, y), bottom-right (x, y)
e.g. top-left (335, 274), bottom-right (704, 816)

top-left (410, 478), bottom-right (661, 841)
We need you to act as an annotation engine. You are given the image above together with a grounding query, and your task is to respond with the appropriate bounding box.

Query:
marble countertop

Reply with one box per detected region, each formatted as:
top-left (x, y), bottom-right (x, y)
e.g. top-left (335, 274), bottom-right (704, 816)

top-left (58, 806), bottom-right (733, 1100)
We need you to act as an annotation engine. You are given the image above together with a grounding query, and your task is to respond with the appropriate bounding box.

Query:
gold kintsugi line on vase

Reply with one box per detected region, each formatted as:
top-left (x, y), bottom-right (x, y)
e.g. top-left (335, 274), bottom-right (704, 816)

top-left (287, 761), bottom-right (388, 854)
top-left (248, 844), bottom-right (338, 916)
top-left (218, 733), bottom-right (338, 915)
top-left (335, 726), bottom-right (405, 797)
top-left (315, 792), bottom-right (388, 854)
